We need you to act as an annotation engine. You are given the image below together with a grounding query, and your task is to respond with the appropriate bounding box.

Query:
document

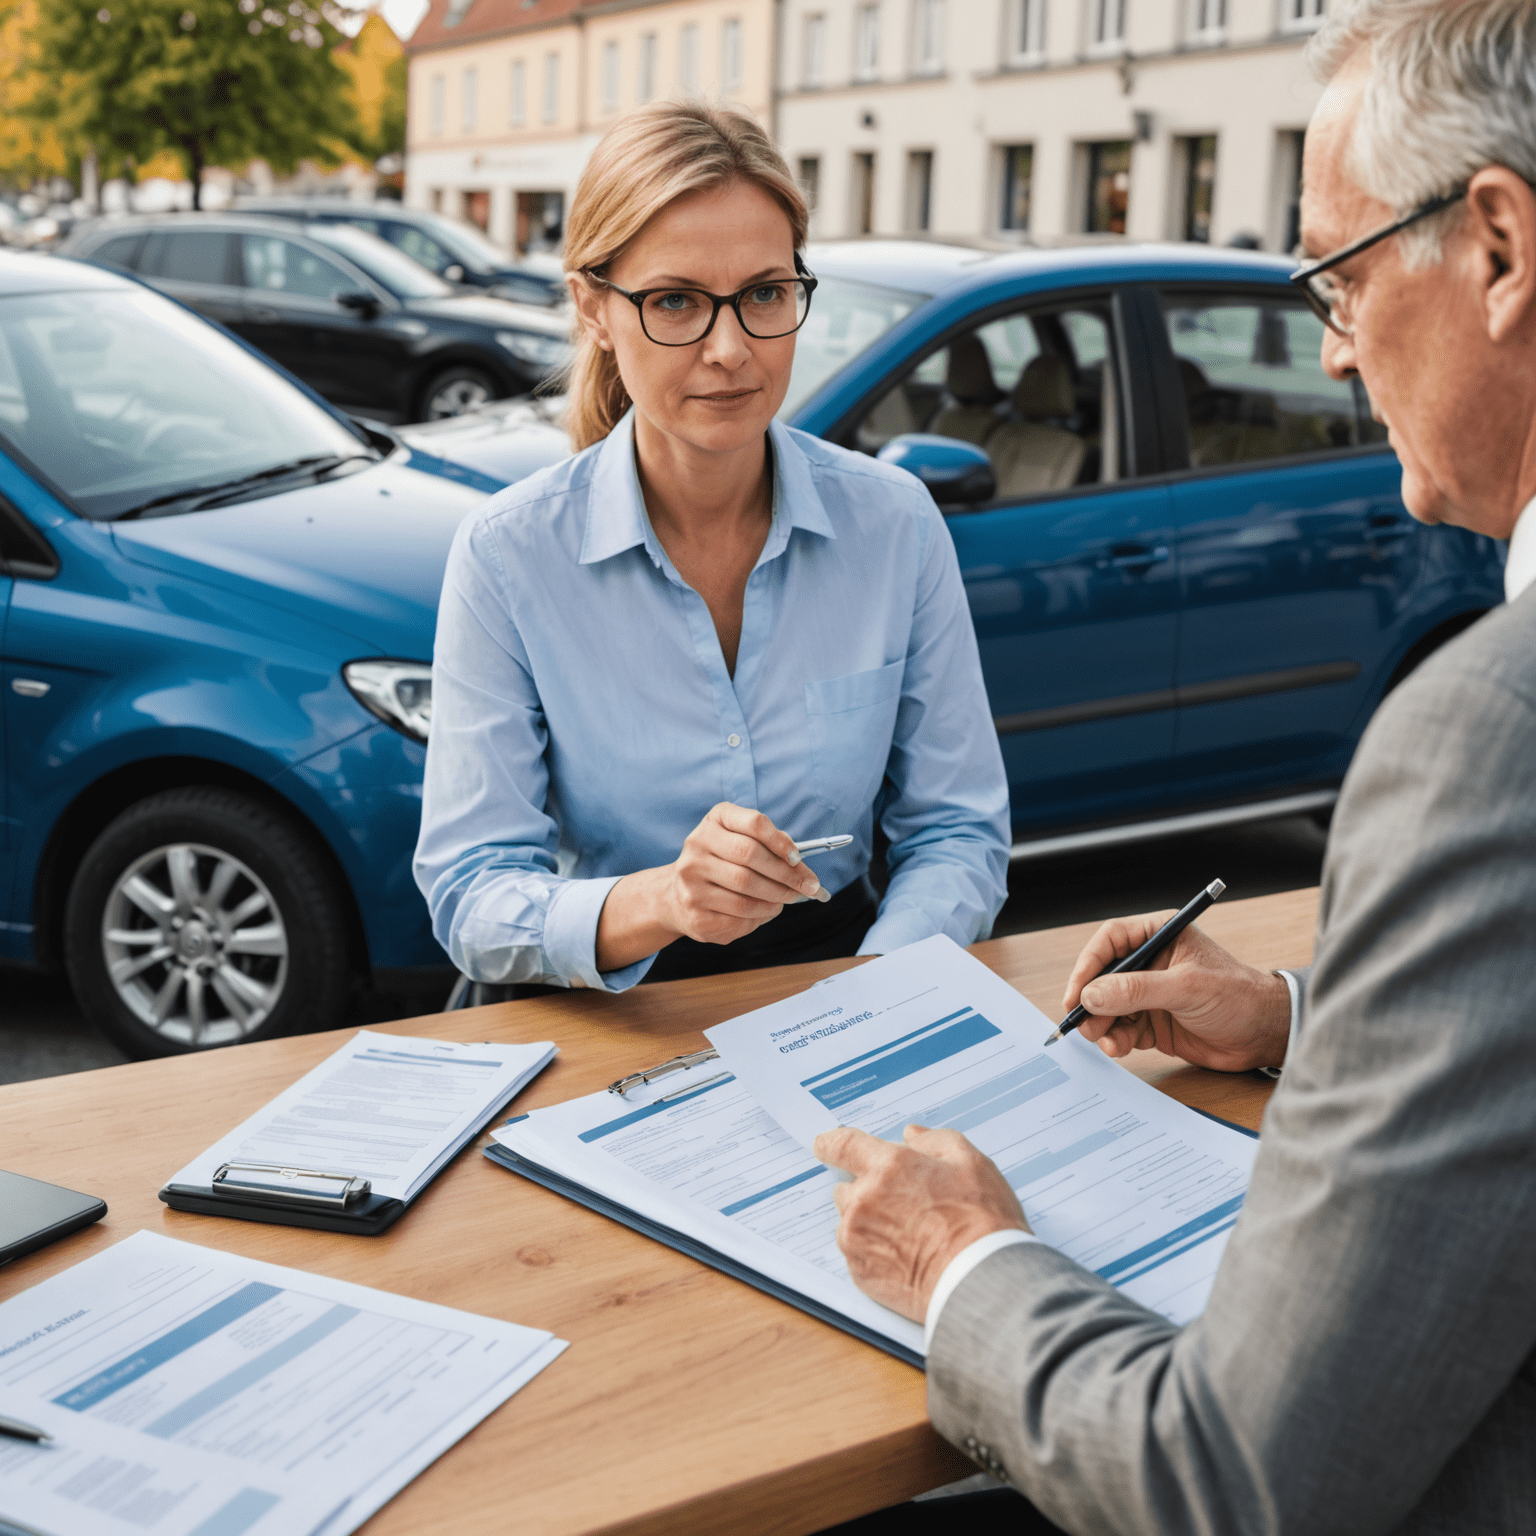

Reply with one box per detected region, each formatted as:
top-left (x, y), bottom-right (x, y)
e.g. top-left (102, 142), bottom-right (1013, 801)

top-left (0, 1231), bottom-right (566, 1536)
top-left (168, 1031), bottom-right (557, 1201)
top-left (707, 935), bottom-right (1258, 1323)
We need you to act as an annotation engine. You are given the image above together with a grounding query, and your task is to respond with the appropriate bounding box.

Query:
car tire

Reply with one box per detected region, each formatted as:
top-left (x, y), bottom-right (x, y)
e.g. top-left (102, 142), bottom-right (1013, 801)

top-left (417, 364), bottom-right (499, 422)
top-left (64, 787), bottom-right (354, 1059)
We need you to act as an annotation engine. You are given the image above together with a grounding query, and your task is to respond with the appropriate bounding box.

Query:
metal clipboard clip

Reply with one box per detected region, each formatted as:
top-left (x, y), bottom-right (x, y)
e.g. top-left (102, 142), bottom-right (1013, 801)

top-left (211, 1161), bottom-right (372, 1210)
top-left (606, 1048), bottom-right (730, 1102)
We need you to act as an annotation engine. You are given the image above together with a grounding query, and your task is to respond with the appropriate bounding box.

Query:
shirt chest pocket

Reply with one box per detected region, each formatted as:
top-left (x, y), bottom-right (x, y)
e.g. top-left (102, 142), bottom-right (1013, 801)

top-left (804, 660), bottom-right (905, 816)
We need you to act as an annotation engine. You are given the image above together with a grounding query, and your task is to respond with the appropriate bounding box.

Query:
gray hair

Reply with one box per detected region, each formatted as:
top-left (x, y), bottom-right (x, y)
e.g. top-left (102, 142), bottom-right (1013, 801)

top-left (1310, 0), bottom-right (1536, 267)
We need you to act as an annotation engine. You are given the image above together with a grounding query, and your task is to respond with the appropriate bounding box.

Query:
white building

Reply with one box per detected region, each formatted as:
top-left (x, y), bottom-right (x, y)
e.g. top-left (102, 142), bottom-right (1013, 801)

top-left (775, 0), bottom-right (1329, 250)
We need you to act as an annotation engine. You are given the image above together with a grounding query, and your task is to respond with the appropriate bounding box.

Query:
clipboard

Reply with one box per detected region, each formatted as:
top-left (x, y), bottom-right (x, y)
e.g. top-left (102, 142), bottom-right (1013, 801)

top-left (160, 1162), bottom-right (408, 1236)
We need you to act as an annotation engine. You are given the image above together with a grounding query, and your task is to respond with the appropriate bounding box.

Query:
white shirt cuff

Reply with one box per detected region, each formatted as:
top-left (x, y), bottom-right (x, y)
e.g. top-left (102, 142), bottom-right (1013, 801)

top-left (542, 875), bottom-right (656, 993)
top-left (1257, 969), bottom-right (1302, 1078)
top-left (923, 1228), bottom-right (1040, 1353)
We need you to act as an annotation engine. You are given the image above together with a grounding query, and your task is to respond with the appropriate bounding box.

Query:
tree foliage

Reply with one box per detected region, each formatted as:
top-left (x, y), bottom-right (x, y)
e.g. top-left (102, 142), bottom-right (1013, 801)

top-left (25, 0), bottom-right (363, 206)
top-left (335, 10), bottom-right (404, 163)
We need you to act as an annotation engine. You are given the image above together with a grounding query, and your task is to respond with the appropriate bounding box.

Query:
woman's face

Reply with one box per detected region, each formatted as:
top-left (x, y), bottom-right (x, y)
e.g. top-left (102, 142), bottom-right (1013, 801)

top-left (575, 179), bottom-right (800, 458)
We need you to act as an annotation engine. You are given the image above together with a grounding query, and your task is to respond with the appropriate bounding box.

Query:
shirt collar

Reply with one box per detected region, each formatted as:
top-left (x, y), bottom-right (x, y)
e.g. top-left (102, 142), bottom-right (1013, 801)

top-left (1505, 494), bottom-right (1536, 603)
top-left (578, 409), bottom-right (835, 568)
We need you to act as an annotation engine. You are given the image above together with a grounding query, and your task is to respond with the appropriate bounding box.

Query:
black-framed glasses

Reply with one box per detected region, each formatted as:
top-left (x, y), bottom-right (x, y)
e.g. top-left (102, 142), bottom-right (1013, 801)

top-left (585, 254), bottom-right (818, 346)
top-left (1289, 187), bottom-right (1466, 337)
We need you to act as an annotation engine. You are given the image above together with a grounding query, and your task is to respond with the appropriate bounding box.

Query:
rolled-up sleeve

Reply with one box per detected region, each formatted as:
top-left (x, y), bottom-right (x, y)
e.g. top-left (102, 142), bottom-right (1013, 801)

top-left (860, 502), bottom-right (1010, 955)
top-left (413, 513), bottom-right (653, 992)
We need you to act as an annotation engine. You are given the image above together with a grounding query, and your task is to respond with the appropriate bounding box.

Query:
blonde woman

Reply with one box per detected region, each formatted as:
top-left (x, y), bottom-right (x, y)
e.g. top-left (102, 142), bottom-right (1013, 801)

top-left (415, 102), bottom-right (1009, 995)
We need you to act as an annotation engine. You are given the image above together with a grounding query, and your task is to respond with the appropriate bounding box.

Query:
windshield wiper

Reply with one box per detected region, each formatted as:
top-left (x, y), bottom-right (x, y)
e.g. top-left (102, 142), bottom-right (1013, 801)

top-left (114, 454), bottom-right (375, 521)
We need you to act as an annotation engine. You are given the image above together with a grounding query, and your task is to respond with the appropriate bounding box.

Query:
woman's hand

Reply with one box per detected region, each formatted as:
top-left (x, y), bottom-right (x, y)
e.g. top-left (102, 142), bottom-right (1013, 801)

top-left (1062, 913), bottom-right (1292, 1073)
top-left (595, 804), bottom-right (826, 972)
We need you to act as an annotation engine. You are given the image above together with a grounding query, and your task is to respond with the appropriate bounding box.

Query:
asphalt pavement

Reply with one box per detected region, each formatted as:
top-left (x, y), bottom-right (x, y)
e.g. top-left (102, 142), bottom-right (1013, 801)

top-left (0, 812), bottom-right (1326, 1087)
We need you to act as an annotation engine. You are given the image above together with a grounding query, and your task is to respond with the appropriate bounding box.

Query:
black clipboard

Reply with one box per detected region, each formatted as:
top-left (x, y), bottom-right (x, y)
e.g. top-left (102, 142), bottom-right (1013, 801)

top-left (484, 1129), bottom-right (924, 1369)
top-left (158, 1182), bottom-right (408, 1235)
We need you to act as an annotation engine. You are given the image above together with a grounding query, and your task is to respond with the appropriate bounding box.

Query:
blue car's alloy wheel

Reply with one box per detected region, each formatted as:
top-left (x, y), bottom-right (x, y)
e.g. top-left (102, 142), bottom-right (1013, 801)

top-left (64, 787), bottom-right (353, 1059)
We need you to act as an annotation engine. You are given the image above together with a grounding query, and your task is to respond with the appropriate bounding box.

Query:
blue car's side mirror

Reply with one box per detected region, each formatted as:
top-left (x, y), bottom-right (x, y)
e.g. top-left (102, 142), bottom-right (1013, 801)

top-left (876, 434), bottom-right (996, 507)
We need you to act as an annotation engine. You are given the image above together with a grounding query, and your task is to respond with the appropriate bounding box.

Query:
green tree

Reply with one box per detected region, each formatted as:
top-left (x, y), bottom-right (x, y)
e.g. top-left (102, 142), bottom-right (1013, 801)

top-left (25, 0), bottom-right (362, 208)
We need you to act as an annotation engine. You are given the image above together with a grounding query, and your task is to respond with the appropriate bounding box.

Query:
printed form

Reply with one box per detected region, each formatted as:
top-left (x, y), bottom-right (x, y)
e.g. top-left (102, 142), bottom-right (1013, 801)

top-left (706, 935), bottom-right (1258, 1325)
top-left (168, 1031), bottom-right (556, 1202)
top-left (0, 1231), bottom-right (565, 1536)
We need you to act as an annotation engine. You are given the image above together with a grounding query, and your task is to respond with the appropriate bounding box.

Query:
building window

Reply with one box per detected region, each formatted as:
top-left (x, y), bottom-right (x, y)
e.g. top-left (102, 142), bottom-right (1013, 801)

top-left (803, 13), bottom-right (827, 86)
top-left (1278, 128), bottom-right (1305, 251)
top-left (722, 17), bottom-right (742, 92)
top-left (461, 66), bottom-right (477, 132)
top-left (639, 32), bottom-right (657, 100)
top-left (912, 0), bottom-right (944, 74)
top-left (1000, 143), bottom-right (1033, 231)
top-left (905, 150), bottom-right (933, 231)
top-left (1188, 0), bottom-right (1226, 42)
top-left (429, 188), bottom-right (444, 212)
top-left (429, 74), bottom-right (445, 136)
top-left (1181, 134), bottom-right (1217, 241)
top-left (855, 3), bottom-right (880, 80)
top-left (463, 189), bottom-right (490, 231)
top-left (1091, 0), bottom-right (1126, 47)
top-left (1085, 139), bottom-right (1131, 233)
top-left (853, 151), bottom-right (876, 234)
top-left (798, 156), bottom-right (820, 211)
top-left (602, 40), bottom-right (620, 112)
top-left (542, 51), bottom-right (559, 123)
top-left (516, 190), bottom-right (565, 255)
top-left (679, 22), bottom-right (700, 92)
top-left (510, 59), bottom-right (526, 126)
top-left (1006, 0), bottom-right (1046, 61)
top-left (1283, 0), bottom-right (1325, 30)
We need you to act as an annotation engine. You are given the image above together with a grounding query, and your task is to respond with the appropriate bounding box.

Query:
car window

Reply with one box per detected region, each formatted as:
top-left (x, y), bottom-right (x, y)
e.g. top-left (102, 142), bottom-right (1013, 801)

top-left (158, 230), bottom-right (234, 285)
top-left (1159, 290), bottom-right (1388, 466)
top-left (852, 299), bottom-right (1127, 499)
top-left (0, 288), bottom-right (365, 521)
top-left (89, 233), bottom-right (145, 271)
top-left (241, 235), bottom-right (353, 300)
top-left (303, 223), bottom-right (451, 299)
top-left (340, 217), bottom-right (382, 236)
top-left (778, 273), bottom-right (928, 420)
top-left (383, 224), bottom-right (453, 273)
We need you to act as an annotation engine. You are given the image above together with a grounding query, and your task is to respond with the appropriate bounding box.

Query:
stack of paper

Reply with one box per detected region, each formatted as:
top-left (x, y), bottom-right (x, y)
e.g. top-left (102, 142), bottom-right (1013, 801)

top-left (168, 1030), bottom-right (556, 1202)
top-left (0, 1230), bottom-right (565, 1536)
top-left (490, 935), bottom-right (1259, 1360)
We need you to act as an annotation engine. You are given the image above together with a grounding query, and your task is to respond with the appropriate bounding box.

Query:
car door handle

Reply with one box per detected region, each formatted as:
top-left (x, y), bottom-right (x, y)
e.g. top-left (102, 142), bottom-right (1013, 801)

top-left (1365, 515), bottom-right (1413, 542)
top-left (1105, 544), bottom-right (1171, 571)
top-left (246, 305), bottom-right (280, 323)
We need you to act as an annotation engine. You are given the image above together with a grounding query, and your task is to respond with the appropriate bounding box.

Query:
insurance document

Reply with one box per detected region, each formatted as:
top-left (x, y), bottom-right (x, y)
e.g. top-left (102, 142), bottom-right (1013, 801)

top-left (0, 1230), bottom-right (565, 1536)
top-left (706, 935), bottom-right (1259, 1324)
top-left (169, 1031), bottom-right (556, 1202)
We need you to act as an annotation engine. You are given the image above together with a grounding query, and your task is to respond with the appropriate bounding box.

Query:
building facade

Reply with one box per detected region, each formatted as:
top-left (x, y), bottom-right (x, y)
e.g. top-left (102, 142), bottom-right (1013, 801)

top-left (777, 0), bottom-right (1326, 250)
top-left (405, 0), bottom-right (774, 254)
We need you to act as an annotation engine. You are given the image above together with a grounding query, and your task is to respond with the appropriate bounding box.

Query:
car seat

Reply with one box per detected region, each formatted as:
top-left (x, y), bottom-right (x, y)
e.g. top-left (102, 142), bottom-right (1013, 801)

top-left (928, 333), bottom-right (1006, 444)
top-left (986, 354), bottom-right (1087, 497)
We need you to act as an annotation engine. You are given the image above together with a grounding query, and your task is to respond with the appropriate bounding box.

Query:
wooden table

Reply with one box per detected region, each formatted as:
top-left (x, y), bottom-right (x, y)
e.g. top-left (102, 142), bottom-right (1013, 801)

top-left (0, 888), bottom-right (1317, 1536)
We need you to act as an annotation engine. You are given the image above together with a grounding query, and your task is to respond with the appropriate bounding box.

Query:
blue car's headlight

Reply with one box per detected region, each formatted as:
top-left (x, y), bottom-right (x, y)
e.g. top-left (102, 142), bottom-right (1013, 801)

top-left (343, 660), bottom-right (432, 742)
top-left (496, 329), bottom-right (572, 369)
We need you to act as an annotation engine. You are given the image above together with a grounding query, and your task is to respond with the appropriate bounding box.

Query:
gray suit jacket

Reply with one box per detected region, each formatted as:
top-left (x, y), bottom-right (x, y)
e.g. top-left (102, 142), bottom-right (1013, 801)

top-left (928, 585), bottom-right (1536, 1535)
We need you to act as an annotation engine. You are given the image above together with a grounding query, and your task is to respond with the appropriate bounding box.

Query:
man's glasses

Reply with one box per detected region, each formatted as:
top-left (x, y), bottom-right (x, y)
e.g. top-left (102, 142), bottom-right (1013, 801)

top-left (585, 255), bottom-right (818, 346)
top-left (1289, 187), bottom-right (1466, 337)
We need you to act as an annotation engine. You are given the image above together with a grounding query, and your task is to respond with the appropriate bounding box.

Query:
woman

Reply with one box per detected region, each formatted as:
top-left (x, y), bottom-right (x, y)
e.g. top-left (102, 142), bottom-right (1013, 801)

top-left (414, 101), bottom-right (1009, 994)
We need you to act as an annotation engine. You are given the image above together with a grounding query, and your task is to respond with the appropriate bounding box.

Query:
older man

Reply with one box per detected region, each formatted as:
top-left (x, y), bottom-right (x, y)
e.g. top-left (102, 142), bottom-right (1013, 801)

top-left (816, 3), bottom-right (1536, 1533)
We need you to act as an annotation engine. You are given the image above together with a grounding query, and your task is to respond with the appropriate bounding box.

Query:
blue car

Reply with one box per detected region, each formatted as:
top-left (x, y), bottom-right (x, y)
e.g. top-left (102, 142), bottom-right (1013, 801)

top-left (0, 251), bottom-right (496, 1057)
top-left (410, 239), bottom-right (1506, 850)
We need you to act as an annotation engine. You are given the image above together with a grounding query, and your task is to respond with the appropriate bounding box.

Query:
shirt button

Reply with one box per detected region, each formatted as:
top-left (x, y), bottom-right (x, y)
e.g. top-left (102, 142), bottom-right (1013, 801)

top-left (727, 734), bottom-right (741, 747)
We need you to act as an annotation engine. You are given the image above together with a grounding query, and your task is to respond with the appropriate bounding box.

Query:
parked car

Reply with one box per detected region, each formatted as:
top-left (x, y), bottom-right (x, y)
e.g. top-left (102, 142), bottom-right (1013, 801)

top-left (56, 214), bottom-right (573, 423)
top-left (401, 239), bottom-right (1507, 852)
top-left (234, 198), bottom-right (567, 308)
top-left (0, 250), bottom-right (515, 1059)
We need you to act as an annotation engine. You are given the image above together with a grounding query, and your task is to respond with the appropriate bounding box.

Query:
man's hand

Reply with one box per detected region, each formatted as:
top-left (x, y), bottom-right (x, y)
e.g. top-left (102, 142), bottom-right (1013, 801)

top-left (1063, 915), bottom-right (1291, 1072)
top-left (814, 1124), bottom-right (1028, 1323)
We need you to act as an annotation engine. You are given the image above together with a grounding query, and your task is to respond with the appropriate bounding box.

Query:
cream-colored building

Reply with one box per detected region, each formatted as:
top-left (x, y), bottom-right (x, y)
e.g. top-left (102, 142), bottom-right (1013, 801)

top-left (405, 0), bottom-right (775, 254)
top-left (777, 0), bottom-right (1328, 249)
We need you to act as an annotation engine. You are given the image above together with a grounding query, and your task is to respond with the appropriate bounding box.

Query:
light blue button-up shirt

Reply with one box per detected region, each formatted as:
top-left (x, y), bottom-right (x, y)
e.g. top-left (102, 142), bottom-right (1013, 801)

top-left (414, 409), bottom-right (1010, 992)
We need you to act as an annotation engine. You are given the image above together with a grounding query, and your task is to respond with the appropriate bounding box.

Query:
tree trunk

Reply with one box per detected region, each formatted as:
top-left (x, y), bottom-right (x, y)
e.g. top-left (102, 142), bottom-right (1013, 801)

top-left (188, 142), bottom-right (206, 210)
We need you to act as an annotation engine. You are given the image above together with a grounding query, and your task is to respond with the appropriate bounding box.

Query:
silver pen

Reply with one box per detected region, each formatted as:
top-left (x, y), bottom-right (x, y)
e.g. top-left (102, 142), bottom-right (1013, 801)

top-left (792, 834), bottom-right (853, 858)
top-left (0, 1413), bottom-right (51, 1444)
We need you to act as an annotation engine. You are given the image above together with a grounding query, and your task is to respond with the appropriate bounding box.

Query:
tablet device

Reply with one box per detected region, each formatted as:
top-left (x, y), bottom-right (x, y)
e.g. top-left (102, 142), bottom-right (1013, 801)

top-left (0, 1169), bottom-right (107, 1265)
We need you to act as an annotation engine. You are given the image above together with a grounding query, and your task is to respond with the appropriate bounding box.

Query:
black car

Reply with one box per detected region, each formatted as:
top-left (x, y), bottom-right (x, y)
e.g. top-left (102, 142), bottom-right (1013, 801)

top-left (234, 198), bottom-right (566, 308)
top-left (59, 214), bottom-right (573, 423)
